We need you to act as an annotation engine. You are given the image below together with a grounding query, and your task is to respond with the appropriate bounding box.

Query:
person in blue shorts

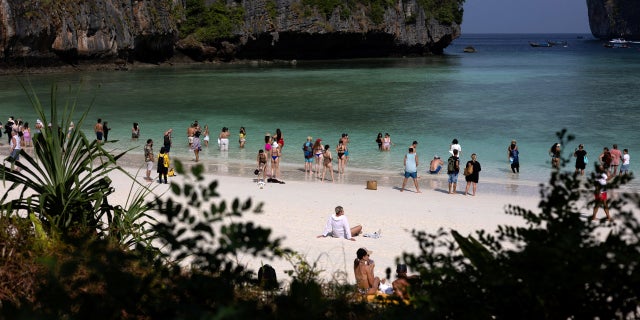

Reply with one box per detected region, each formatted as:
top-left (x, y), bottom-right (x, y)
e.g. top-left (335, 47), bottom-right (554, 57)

top-left (401, 147), bottom-right (421, 193)
top-left (429, 155), bottom-right (443, 174)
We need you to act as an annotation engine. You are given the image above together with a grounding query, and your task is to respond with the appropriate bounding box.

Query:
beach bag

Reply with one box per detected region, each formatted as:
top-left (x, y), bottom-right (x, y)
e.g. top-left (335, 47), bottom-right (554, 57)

top-left (447, 156), bottom-right (456, 172)
top-left (464, 162), bottom-right (473, 176)
top-left (168, 168), bottom-right (176, 177)
top-left (258, 264), bottom-right (278, 290)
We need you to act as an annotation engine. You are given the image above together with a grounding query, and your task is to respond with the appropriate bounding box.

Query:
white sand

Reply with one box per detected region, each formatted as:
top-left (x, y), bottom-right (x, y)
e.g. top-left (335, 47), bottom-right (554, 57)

top-left (106, 156), bottom-right (541, 286)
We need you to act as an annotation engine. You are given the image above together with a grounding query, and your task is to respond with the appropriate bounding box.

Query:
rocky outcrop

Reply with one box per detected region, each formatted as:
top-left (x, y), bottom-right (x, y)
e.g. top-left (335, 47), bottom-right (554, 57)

top-left (0, 0), bottom-right (461, 68)
top-left (587, 0), bottom-right (640, 40)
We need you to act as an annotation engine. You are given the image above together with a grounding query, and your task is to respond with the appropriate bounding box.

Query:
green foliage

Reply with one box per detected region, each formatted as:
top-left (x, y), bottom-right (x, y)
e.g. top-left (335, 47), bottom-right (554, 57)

top-left (0, 83), bottom-right (144, 243)
top-left (417, 0), bottom-right (465, 25)
top-left (179, 0), bottom-right (245, 42)
top-left (302, 0), bottom-right (343, 19)
top-left (400, 129), bottom-right (640, 318)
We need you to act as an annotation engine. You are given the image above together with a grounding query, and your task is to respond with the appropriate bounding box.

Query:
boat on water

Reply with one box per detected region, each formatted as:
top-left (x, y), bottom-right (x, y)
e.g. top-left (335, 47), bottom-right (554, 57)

top-left (529, 41), bottom-right (552, 48)
top-left (604, 38), bottom-right (631, 48)
top-left (529, 40), bottom-right (568, 48)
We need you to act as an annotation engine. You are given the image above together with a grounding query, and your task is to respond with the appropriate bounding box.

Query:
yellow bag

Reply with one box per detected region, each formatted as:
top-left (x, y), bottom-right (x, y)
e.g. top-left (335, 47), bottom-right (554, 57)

top-left (168, 168), bottom-right (176, 177)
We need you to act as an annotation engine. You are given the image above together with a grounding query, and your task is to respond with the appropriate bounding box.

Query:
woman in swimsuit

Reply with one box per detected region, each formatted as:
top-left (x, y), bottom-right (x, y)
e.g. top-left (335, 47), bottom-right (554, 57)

top-left (313, 138), bottom-right (323, 176)
top-left (271, 141), bottom-right (281, 179)
top-left (239, 127), bottom-right (246, 148)
top-left (132, 122), bottom-right (140, 140)
top-left (21, 122), bottom-right (32, 147)
top-left (376, 132), bottom-right (383, 150)
top-left (382, 133), bottom-right (392, 151)
top-left (322, 144), bottom-right (335, 182)
top-left (336, 140), bottom-right (346, 174)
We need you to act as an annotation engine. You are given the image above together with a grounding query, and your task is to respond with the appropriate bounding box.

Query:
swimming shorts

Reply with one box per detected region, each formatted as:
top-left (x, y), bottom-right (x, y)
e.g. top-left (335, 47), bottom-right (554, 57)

top-left (448, 173), bottom-right (459, 183)
top-left (404, 171), bottom-right (417, 178)
top-left (429, 165), bottom-right (442, 174)
top-left (96, 132), bottom-right (103, 141)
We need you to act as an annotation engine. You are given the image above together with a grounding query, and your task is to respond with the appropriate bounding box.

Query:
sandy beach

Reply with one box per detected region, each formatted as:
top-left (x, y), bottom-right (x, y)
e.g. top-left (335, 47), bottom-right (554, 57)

top-left (106, 151), bottom-right (542, 286)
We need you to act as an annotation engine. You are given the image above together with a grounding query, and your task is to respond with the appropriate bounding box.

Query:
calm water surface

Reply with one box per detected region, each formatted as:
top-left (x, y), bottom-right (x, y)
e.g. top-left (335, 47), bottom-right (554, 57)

top-left (1, 33), bottom-right (638, 191)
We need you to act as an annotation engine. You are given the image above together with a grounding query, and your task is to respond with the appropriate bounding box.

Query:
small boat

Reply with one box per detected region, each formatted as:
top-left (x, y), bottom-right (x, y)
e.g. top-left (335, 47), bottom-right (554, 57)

top-left (463, 46), bottom-right (476, 53)
top-left (547, 40), bottom-right (568, 47)
top-left (609, 38), bottom-right (631, 44)
top-left (529, 41), bottom-right (552, 47)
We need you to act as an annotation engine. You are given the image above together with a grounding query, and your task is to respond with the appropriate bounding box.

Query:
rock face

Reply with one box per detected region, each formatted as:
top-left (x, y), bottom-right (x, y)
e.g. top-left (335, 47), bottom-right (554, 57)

top-left (587, 0), bottom-right (640, 40)
top-left (0, 0), bottom-right (461, 68)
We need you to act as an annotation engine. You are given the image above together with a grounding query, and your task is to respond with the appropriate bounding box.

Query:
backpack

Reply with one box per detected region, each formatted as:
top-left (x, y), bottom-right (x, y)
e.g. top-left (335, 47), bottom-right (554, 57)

top-left (258, 264), bottom-right (278, 290)
top-left (157, 154), bottom-right (165, 170)
top-left (447, 156), bottom-right (456, 173)
top-left (303, 142), bottom-right (313, 158)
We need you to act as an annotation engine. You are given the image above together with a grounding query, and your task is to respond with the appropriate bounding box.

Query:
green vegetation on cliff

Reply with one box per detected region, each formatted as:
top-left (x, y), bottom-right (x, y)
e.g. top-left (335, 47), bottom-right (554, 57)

top-left (179, 0), bottom-right (245, 42)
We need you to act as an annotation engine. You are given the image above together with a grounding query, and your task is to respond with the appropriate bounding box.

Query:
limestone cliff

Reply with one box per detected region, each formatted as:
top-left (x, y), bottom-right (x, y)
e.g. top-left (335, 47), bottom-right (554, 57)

top-left (0, 0), bottom-right (462, 68)
top-left (587, 0), bottom-right (640, 40)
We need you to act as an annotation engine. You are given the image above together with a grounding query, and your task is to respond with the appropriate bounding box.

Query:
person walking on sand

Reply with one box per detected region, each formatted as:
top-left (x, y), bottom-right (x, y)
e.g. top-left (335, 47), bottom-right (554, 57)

top-left (620, 148), bottom-right (630, 176)
top-left (144, 139), bottom-right (154, 181)
top-left (401, 147), bottom-right (421, 193)
top-left (302, 136), bottom-right (314, 174)
top-left (354, 248), bottom-right (382, 295)
top-left (464, 153), bottom-right (481, 196)
top-left (321, 144), bottom-right (335, 182)
top-left (94, 118), bottom-right (103, 144)
top-left (317, 206), bottom-right (362, 240)
top-left (192, 131), bottom-right (202, 162)
top-left (447, 149), bottom-right (460, 194)
top-left (8, 129), bottom-right (22, 171)
top-left (610, 144), bottom-right (622, 176)
top-left (591, 165), bottom-right (611, 222)
top-left (573, 144), bottom-right (587, 175)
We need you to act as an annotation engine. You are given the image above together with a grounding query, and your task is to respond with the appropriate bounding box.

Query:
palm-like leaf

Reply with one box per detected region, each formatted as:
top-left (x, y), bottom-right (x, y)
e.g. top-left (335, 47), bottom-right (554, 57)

top-left (0, 83), bottom-right (128, 238)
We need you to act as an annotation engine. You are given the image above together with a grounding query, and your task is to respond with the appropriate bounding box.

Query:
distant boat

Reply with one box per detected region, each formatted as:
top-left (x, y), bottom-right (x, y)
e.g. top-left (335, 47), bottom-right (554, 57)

top-left (529, 41), bottom-right (552, 48)
top-left (463, 46), bottom-right (476, 53)
top-left (529, 40), bottom-right (566, 48)
top-left (605, 38), bottom-right (632, 48)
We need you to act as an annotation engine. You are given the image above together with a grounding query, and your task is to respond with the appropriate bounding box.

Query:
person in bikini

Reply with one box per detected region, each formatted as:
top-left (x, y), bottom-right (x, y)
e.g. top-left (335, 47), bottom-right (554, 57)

top-left (270, 140), bottom-right (281, 179)
top-left (354, 248), bottom-right (382, 295)
top-left (322, 144), bottom-right (335, 182)
top-left (313, 138), bottom-right (324, 176)
top-left (336, 140), bottom-right (346, 174)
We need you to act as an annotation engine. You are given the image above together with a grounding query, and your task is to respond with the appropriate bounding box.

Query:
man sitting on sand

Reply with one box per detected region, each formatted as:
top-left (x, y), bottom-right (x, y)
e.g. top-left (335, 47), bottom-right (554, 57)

top-left (429, 155), bottom-right (444, 174)
top-left (317, 206), bottom-right (361, 241)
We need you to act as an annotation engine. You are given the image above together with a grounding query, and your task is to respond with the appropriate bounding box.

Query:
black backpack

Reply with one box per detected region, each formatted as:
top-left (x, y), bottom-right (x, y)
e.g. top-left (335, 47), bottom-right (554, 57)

top-left (447, 156), bottom-right (457, 172)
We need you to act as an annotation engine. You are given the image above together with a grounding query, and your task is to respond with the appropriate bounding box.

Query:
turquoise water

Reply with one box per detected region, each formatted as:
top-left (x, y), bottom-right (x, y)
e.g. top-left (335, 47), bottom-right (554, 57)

top-left (1, 33), bottom-right (638, 189)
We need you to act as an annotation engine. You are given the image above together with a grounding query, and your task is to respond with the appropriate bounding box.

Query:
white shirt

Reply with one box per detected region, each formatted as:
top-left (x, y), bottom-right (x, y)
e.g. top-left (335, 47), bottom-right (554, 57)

top-left (623, 154), bottom-right (630, 165)
top-left (322, 214), bottom-right (352, 240)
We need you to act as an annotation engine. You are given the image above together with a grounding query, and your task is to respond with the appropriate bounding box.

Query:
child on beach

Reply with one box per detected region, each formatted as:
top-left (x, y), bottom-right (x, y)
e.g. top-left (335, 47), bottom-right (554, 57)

top-left (620, 149), bottom-right (630, 175)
